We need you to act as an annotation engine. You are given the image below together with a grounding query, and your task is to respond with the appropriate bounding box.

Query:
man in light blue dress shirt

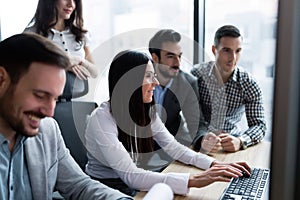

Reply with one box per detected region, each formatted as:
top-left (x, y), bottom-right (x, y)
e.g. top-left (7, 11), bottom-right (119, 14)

top-left (0, 33), bottom-right (132, 200)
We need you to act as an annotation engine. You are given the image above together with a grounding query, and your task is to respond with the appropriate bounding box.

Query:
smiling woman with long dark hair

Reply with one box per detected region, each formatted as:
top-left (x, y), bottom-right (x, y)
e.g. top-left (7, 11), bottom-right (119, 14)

top-left (85, 50), bottom-right (251, 197)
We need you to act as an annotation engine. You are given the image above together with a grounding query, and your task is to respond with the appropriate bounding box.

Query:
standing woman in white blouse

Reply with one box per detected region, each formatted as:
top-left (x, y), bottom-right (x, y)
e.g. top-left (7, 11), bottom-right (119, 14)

top-left (85, 50), bottom-right (251, 197)
top-left (24, 0), bottom-right (97, 80)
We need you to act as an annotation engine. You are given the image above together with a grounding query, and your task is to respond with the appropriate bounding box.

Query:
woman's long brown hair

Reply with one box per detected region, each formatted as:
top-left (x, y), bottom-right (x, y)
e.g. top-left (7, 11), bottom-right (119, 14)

top-left (27, 0), bottom-right (87, 43)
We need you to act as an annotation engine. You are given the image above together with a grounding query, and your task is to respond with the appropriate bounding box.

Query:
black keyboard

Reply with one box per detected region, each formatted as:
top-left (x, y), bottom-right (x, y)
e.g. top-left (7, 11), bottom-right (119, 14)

top-left (219, 168), bottom-right (270, 200)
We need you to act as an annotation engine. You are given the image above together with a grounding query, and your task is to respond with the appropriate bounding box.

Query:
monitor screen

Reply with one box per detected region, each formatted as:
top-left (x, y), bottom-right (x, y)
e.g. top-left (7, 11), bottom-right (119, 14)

top-left (270, 0), bottom-right (300, 199)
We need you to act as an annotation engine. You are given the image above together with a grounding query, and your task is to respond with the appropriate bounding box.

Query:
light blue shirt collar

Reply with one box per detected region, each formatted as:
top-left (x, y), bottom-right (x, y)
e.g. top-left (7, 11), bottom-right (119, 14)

top-left (154, 79), bottom-right (173, 117)
top-left (0, 133), bottom-right (32, 200)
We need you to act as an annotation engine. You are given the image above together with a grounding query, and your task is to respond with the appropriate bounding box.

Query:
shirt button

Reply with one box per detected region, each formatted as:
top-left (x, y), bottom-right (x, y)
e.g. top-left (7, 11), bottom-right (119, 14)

top-left (65, 49), bottom-right (68, 51)
top-left (10, 186), bottom-right (13, 190)
top-left (62, 41), bottom-right (65, 44)
top-left (60, 34), bottom-right (63, 37)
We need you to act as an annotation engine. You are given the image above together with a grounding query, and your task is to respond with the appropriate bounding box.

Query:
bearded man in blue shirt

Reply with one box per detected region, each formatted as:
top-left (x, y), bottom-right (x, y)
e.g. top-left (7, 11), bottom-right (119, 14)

top-left (0, 33), bottom-right (131, 200)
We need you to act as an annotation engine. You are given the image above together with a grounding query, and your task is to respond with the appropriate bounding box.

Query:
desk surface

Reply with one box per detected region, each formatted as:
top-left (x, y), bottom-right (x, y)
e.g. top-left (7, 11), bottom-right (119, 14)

top-left (135, 141), bottom-right (271, 200)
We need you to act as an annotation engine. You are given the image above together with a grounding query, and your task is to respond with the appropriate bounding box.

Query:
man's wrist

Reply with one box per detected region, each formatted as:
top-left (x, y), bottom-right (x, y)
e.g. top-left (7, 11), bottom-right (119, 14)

top-left (193, 136), bottom-right (204, 151)
top-left (239, 137), bottom-right (248, 150)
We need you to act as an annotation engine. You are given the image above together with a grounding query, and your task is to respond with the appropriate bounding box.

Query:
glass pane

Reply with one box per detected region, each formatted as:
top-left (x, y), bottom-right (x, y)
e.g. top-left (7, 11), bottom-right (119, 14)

top-left (0, 0), bottom-right (193, 103)
top-left (204, 0), bottom-right (278, 141)
top-left (83, 0), bottom-right (194, 103)
top-left (0, 0), bottom-right (38, 39)
top-left (84, 0), bottom-right (194, 49)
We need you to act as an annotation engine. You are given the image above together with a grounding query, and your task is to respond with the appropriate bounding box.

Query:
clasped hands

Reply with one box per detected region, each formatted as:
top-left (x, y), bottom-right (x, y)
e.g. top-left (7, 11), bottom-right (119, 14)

top-left (201, 131), bottom-right (241, 153)
top-left (68, 56), bottom-right (91, 80)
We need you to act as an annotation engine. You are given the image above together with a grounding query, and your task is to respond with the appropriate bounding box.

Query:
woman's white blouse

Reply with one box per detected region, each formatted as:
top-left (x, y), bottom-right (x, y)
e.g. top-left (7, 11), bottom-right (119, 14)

top-left (49, 28), bottom-right (91, 58)
top-left (85, 101), bottom-right (215, 195)
top-left (23, 26), bottom-right (91, 59)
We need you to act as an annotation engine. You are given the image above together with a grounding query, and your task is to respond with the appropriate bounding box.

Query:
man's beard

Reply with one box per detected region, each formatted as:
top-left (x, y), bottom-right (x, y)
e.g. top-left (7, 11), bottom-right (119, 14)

top-left (3, 110), bottom-right (44, 137)
top-left (0, 87), bottom-right (44, 137)
top-left (157, 64), bottom-right (179, 79)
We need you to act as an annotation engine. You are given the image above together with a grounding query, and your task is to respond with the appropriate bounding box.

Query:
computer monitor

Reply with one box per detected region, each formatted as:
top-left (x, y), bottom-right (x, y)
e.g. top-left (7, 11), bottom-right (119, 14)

top-left (270, 0), bottom-right (300, 199)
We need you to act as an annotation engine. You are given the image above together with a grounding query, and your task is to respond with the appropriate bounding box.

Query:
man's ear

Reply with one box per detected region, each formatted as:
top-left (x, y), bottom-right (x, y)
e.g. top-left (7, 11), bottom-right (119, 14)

top-left (0, 67), bottom-right (10, 94)
top-left (212, 45), bottom-right (216, 56)
top-left (151, 53), bottom-right (159, 63)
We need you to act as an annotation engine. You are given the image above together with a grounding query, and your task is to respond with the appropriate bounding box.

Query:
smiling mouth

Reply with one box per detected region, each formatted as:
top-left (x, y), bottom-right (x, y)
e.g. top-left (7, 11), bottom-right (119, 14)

top-left (64, 9), bottom-right (72, 13)
top-left (28, 114), bottom-right (41, 122)
top-left (227, 62), bottom-right (235, 67)
top-left (27, 111), bottom-right (45, 121)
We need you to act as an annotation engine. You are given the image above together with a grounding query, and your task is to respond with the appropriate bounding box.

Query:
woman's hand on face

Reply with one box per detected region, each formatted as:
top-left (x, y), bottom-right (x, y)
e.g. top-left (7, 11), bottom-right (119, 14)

top-left (188, 161), bottom-right (251, 188)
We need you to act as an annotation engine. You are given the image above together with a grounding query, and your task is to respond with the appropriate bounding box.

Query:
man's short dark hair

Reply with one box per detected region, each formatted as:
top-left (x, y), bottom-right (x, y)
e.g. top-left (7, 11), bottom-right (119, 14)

top-left (214, 25), bottom-right (242, 48)
top-left (148, 29), bottom-right (181, 59)
top-left (0, 33), bottom-right (70, 84)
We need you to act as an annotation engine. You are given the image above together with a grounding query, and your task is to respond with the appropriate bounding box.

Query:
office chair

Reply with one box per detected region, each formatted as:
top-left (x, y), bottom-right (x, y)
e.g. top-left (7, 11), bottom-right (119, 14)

top-left (53, 72), bottom-right (98, 171)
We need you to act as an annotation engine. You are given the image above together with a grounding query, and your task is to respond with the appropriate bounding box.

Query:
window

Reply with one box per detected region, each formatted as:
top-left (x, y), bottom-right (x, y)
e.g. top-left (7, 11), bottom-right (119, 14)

top-left (0, 0), bottom-right (277, 140)
top-left (0, 0), bottom-right (194, 103)
top-left (0, 0), bottom-right (37, 38)
top-left (82, 0), bottom-right (194, 103)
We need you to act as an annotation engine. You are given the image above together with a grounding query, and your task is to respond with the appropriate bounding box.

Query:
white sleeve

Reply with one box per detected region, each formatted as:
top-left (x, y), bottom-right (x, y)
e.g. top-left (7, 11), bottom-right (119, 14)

top-left (85, 104), bottom-right (190, 195)
top-left (84, 31), bottom-right (92, 48)
top-left (152, 114), bottom-right (215, 170)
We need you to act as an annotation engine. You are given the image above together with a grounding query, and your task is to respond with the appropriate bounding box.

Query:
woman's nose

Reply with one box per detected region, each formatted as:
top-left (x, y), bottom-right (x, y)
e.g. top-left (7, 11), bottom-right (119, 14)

top-left (67, 0), bottom-right (75, 7)
top-left (152, 76), bottom-right (159, 86)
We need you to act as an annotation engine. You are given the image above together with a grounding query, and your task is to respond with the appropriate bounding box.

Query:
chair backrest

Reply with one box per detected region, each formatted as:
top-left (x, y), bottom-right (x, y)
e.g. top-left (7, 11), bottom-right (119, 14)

top-left (59, 71), bottom-right (89, 101)
top-left (53, 72), bottom-right (97, 170)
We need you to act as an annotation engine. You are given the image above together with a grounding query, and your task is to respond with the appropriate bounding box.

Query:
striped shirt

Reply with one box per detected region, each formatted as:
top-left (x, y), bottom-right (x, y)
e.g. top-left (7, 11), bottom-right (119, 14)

top-left (191, 61), bottom-right (266, 147)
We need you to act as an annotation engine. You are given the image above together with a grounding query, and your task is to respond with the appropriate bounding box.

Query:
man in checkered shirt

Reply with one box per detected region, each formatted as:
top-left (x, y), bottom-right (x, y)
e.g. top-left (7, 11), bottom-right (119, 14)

top-left (191, 25), bottom-right (266, 153)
